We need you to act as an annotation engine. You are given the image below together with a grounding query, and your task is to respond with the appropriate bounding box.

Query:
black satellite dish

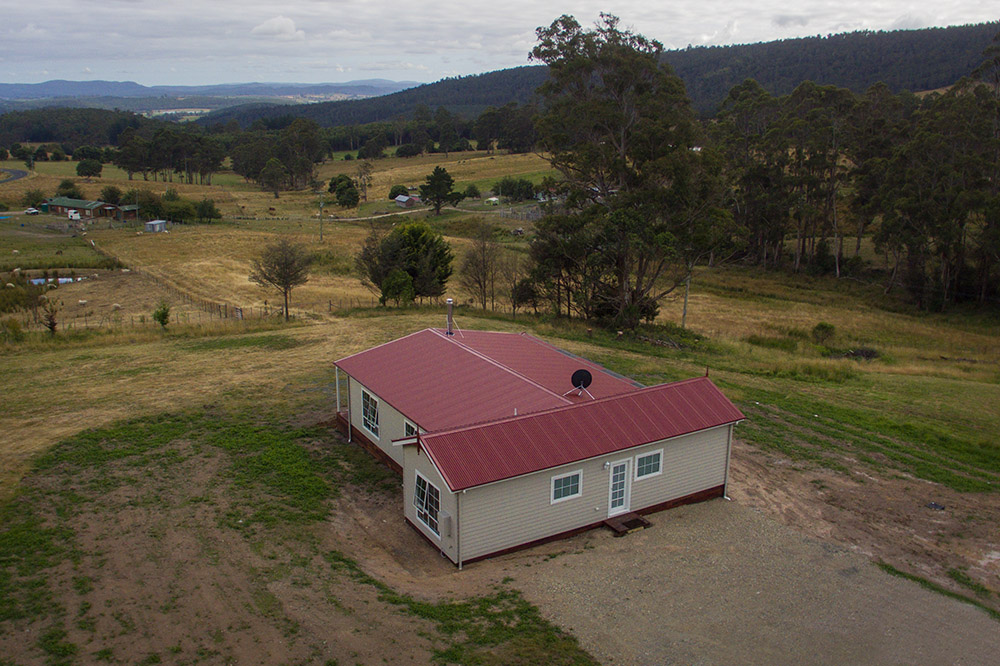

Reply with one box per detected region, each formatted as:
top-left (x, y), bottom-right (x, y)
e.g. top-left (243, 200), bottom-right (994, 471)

top-left (571, 369), bottom-right (593, 390)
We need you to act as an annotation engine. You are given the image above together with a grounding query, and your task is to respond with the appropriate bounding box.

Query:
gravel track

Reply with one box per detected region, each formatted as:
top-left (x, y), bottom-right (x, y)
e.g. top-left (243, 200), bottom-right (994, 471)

top-left (510, 499), bottom-right (999, 665)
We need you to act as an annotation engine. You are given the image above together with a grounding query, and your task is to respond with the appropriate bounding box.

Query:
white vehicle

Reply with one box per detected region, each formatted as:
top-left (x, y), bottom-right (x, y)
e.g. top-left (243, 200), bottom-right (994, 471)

top-left (67, 209), bottom-right (81, 221)
top-left (24, 208), bottom-right (40, 215)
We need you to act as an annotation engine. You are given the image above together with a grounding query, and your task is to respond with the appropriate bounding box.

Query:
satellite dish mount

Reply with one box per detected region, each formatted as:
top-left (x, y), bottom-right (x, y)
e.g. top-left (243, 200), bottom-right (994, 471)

top-left (564, 369), bottom-right (595, 400)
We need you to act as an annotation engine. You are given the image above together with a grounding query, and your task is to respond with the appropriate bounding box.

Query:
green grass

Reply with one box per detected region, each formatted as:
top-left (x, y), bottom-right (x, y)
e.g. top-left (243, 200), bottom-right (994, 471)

top-left (0, 219), bottom-right (121, 271)
top-left (877, 562), bottom-right (1000, 622)
top-left (324, 551), bottom-right (597, 665)
top-left (180, 333), bottom-right (301, 352)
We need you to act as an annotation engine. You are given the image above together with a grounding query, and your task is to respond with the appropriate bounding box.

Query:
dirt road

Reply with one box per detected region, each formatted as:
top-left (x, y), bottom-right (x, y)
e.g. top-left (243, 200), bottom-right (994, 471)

top-left (506, 499), bottom-right (998, 665)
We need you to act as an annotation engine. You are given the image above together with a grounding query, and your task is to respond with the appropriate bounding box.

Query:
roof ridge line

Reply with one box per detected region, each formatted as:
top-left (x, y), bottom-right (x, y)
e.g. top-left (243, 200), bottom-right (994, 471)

top-left (429, 328), bottom-right (573, 407)
top-left (420, 376), bottom-right (714, 441)
top-left (334, 328), bottom-right (432, 366)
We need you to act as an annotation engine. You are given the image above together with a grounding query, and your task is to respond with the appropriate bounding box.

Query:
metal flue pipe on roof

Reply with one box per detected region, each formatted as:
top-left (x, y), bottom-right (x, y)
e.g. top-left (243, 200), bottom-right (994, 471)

top-left (446, 298), bottom-right (454, 335)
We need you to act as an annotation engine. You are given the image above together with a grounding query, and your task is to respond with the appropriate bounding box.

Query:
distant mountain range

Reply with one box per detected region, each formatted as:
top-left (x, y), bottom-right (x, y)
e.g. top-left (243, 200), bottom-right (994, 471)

top-left (2, 21), bottom-right (997, 128)
top-left (0, 79), bottom-right (421, 100)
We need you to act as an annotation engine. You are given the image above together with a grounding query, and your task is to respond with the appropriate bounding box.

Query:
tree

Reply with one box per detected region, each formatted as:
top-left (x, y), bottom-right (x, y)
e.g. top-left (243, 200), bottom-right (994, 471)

top-left (152, 301), bottom-right (170, 329)
top-left (389, 184), bottom-right (410, 200)
top-left (196, 198), bottom-right (222, 223)
top-left (529, 14), bottom-right (731, 329)
top-left (100, 185), bottom-right (123, 205)
top-left (381, 268), bottom-right (415, 306)
top-left (76, 159), bottom-right (103, 180)
top-left (249, 239), bottom-right (311, 321)
top-left (41, 299), bottom-right (58, 335)
top-left (463, 184), bottom-right (481, 199)
top-left (329, 174), bottom-right (360, 207)
top-left (55, 179), bottom-right (84, 200)
top-left (259, 158), bottom-right (289, 198)
top-left (21, 189), bottom-right (46, 208)
top-left (356, 160), bottom-right (373, 202)
top-left (356, 221), bottom-right (453, 302)
top-left (459, 222), bottom-right (501, 310)
top-left (419, 166), bottom-right (464, 215)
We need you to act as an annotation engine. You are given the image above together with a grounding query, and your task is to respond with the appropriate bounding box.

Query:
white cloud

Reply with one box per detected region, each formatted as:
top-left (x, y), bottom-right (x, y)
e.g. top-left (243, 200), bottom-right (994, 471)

top-left (773, 15), bottom-right (810, 28)
top-left (890, 14), bottom-right (928, 30)
top-left (250, 16), bottom-right (305, 41)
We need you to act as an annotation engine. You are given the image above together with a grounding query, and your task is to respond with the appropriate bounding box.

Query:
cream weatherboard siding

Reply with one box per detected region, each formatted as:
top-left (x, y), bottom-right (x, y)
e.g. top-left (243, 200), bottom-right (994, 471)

top-left (403, 444), bottom-right (459, 560)
top-left (457, 424), bottom-right (732, 562)
top-left (347, 377), bottom-right (416, 467)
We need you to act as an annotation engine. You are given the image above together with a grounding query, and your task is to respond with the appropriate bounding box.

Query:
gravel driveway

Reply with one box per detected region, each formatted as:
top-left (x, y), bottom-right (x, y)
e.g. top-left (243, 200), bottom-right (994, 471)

top-left (508, 499), bottom-right (998, 665)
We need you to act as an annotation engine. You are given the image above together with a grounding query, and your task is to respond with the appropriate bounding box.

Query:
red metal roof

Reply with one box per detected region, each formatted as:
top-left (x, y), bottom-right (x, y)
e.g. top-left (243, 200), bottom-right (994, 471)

top-left (439, 329), bottom-right (641, 401)
top-left (417, 377), bottom-right (745, 491)
top-left (334, 329), bottom-right (574, 431)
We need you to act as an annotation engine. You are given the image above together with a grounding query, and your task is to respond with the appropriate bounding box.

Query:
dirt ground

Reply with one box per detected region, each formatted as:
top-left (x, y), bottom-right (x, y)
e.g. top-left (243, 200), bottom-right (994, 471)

top-left (319, 436), bottom-right (1000, 665)
top-left (4, 416), bottom-right (998, 665)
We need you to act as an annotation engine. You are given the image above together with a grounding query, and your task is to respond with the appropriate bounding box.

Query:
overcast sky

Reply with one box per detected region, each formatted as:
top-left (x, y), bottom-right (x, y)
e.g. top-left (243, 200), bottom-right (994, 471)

top-left (2, 1), bottom-right (996, 86)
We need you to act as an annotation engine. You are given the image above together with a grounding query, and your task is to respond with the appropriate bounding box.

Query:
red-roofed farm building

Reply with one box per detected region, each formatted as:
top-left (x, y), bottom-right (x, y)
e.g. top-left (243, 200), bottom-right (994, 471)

top-left (334, 327), bottom-right (743, 567)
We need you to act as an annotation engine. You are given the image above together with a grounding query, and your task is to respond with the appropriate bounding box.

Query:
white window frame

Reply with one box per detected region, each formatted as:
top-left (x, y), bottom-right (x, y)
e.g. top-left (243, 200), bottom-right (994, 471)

top-left (634, 449), bottom-right (663, 480)
top-left (361, 389), bottom-right (379, 439)
top-left (550, 469), bottom-right (583, 504)
top-left (404, 420), bottom-right (418, 438)
top-left (413, 472), bottom-right (441, 537)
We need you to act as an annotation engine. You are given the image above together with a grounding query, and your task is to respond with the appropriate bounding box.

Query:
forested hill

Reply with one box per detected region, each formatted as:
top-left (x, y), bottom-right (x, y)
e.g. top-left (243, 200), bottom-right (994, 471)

top-left (669, 22), bottom-right (1000, 112)
top-left (197, 66), bottom-right (546, 129)
top-left (198, 21), bottom-right (999, 128)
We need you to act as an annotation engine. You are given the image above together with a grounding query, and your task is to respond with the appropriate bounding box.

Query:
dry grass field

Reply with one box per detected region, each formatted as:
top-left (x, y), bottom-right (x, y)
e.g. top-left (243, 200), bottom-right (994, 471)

top-left (3, 151), bottom-right (1000, 663)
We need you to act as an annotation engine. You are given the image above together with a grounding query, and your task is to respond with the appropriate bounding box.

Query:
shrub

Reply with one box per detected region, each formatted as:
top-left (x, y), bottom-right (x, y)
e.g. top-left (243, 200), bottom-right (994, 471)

top-left (394, 143), bottom-right (422, 158)
top-left (463, 184), bottom-right (481, 199)
top-left (153, 301), bottom-right (170, 329)
top-left (1, 318), bottom-right (25, 343)
top-left (812, 322), bottom-right (835, 344)
top-left (388, 185), bottom-right (410, 200)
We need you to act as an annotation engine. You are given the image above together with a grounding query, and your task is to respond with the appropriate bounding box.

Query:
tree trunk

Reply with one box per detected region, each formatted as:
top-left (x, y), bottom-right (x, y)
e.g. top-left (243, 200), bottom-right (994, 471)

top-left (681, 273), bottom-right (691, 329)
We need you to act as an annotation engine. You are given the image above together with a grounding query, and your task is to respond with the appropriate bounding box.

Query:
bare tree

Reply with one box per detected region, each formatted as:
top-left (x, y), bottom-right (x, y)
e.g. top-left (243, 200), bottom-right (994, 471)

top-left (249, 239), bottom-right (311, 321)
top-left (355, 160), bottom-right (374, 202)
top-left (499, 251), bottom-right (529, 319)
top-left (459, 223), bottom-right (501, 310)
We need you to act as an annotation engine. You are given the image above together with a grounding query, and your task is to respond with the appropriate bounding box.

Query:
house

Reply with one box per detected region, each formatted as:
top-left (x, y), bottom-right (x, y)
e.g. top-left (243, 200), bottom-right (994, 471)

top-left (45, 197), bottom-right (107, 218)
top-left (145, 220), bottom-right (167, 233)
top-left (333, 304), bottom-right (744, 567)
top-left (395, 194), bottom-right (420, 208)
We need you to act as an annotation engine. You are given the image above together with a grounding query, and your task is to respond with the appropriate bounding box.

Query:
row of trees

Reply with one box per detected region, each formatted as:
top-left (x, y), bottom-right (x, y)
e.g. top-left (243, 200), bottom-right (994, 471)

top-left (114, 127), bottom-right (225, 184)
top-left (353, 18), bottom-right (1000, 324)
top-left (712, 32), bottom-right (1000, 308)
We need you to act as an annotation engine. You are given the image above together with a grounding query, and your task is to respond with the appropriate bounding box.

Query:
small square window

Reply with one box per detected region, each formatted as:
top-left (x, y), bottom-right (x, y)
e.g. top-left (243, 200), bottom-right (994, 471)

top-left (404, 421), bottom-right (418, 437)
top-left (636, 451), bottom-right (662, 479)
top-left (551, 471), bottom-right (582, 503)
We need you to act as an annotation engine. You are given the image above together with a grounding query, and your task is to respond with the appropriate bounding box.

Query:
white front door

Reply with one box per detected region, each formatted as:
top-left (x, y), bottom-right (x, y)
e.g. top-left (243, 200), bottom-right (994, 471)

top-left (608, 460), bottom-right (631, 517)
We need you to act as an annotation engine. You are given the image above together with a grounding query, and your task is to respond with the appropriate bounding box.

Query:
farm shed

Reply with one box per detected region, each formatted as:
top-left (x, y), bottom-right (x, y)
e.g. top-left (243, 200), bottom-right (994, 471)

top-left (394, 195), bottom-right (420, 208)
top-left (334, 323), bottom-right (743, 566)
top-left (145, 220), bottom-right (167, 233)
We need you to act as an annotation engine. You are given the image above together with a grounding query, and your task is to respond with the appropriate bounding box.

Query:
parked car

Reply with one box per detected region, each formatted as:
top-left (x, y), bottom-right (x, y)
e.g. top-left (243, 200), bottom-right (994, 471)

top-left (24, 208), bottom-right (39, 215)
top-left (67, 209), bottom-right (81, 221)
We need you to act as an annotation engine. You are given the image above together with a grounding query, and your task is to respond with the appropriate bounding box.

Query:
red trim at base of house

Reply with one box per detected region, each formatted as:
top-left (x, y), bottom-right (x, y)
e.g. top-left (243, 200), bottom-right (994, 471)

top-left (460, 484), bottom-right (725, 567)
top-left (405, 517), bottom-right (450, 558)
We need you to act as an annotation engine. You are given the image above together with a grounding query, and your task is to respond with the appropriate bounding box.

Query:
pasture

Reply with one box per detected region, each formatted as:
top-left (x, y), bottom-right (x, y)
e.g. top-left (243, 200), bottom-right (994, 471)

top-left (2, 151), bottom-right (999, 663)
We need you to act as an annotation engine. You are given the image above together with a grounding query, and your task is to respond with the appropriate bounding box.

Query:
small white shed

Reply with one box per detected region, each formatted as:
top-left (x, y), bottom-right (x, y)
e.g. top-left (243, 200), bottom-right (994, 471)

top-left (145, 220), bottom-right (167, 233)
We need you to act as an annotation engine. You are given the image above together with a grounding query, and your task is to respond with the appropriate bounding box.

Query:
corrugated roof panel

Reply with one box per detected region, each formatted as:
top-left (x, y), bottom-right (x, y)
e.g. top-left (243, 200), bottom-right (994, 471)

top-left (420, 377), bottom-right (744, 491)
top-left (335, 329), bottom-right (571, 431)
top-left (444, 329), bottom-right (641, 399)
